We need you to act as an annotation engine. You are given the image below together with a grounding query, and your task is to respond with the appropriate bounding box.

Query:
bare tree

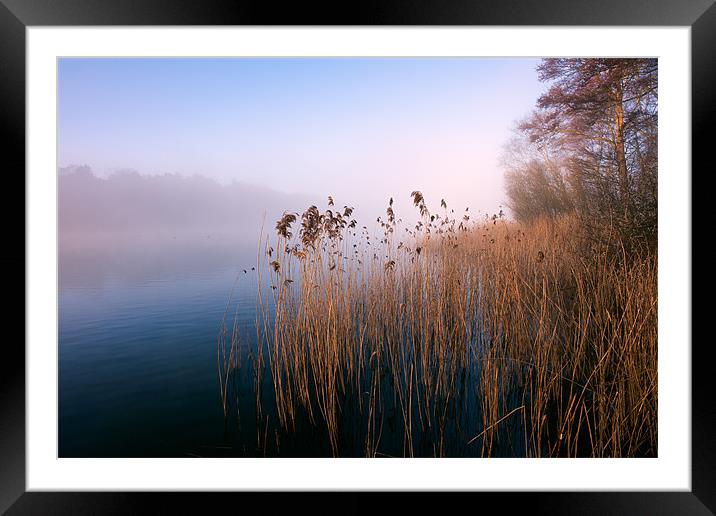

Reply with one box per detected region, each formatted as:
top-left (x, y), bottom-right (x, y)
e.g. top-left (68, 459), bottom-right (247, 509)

top-left (502, 58), bottom-right (657, 250)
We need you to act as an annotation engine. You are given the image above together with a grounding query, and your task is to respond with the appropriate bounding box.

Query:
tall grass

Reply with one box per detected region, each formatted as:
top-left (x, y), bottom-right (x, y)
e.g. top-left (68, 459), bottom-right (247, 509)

top-left (220, 194), bottom-right (657, 457)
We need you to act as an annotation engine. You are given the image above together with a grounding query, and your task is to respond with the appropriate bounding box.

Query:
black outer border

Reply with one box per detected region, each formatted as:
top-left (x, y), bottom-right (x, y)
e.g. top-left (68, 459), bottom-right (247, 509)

top-left (2, 1), bottom-right (713, 514)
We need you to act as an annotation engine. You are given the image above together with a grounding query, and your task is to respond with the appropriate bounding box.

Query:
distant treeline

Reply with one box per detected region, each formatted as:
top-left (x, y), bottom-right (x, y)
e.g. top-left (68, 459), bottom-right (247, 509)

top-left (502, 59), bottom-right (657, 252)
top-left (58, 166), bottom-right (311, 237)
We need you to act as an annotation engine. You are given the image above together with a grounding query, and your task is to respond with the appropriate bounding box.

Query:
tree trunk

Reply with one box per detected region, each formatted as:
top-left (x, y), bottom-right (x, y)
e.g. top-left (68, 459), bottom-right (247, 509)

top-left (612, 81), bottom-right (630, 215)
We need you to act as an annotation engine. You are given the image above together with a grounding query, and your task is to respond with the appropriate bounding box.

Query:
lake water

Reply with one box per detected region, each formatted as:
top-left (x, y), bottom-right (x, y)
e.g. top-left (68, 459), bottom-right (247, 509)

top-left (59, 231), bottom-right (527, 458)
top-left (59, 232), bottom-right (261, 457)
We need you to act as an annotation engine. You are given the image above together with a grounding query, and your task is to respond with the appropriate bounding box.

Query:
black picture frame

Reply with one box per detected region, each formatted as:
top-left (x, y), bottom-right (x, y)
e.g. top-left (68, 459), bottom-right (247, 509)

top-left (3, 1), bottom-right (712, 514)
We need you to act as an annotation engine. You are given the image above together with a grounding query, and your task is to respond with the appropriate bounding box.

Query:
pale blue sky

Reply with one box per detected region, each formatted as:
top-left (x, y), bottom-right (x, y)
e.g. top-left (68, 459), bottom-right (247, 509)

top-left (58, 57), bottom-right (543, 219)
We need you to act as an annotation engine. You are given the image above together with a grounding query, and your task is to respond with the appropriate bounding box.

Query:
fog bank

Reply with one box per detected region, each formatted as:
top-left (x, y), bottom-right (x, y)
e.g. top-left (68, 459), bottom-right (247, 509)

top-left (59, 166), bottom-right (313, 244)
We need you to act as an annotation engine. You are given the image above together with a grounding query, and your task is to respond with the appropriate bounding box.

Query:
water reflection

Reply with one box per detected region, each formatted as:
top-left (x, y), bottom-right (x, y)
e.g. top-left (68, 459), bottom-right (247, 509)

top-left (58, 229), bottom-right (523, 458)
top-left (59, 230), bottom-right (260, 457)
top-left (59, 230), bottom-right (258, 290)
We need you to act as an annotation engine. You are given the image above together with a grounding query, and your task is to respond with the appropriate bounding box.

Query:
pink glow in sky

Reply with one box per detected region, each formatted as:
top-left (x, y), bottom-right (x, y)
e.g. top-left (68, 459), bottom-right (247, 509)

top-left (59, 57), bottom-right (544, 223)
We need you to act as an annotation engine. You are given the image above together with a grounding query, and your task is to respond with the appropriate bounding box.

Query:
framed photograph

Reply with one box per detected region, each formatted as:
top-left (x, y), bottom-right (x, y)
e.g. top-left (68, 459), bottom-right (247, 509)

top-left (4, 0), bottom-right (711, 513)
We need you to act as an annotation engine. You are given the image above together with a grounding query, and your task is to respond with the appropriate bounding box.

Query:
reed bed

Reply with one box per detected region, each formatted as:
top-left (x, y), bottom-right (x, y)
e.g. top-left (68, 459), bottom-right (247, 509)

top-left (219, 193), bottom-right (657, 457)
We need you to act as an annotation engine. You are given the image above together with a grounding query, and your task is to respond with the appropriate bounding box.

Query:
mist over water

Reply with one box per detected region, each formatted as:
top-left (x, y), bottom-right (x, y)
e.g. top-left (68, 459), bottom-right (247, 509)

top-left (59, 165), bottom-right (317, 239)
top-left (57, 166), bottom-right (498, 457)
top-left (56, 56), bottom-right (659, 459)
top-left (57, 57), bottom-right (546, 457)
top-left (59, 167), bottom-right (279, 456)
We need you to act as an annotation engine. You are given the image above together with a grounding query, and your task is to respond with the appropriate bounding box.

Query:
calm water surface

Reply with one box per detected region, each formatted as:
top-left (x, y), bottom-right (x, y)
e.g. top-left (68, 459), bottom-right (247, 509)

top-left (59, 231), bottom-right (524, 457)
top-left (59, 232), bottom-right (271, 457)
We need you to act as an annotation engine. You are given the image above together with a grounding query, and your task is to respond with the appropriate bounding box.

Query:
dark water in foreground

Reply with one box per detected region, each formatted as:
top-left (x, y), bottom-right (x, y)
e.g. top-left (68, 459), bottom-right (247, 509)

top-left (59, 232), bottom-right (263, 457)
top-left (59, 231), bottom-right (527, 458)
